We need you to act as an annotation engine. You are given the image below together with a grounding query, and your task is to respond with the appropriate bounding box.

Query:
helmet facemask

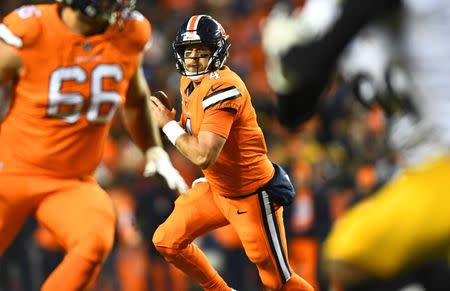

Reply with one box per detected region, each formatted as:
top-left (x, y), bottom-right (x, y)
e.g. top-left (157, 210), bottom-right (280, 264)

top-left (174, 42), bottom-right (217, 80)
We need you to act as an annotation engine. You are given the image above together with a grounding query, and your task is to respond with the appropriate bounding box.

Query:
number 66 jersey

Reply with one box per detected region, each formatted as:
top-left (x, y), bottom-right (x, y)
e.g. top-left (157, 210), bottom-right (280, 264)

top-left (0, 4), bottom-right (150, 177)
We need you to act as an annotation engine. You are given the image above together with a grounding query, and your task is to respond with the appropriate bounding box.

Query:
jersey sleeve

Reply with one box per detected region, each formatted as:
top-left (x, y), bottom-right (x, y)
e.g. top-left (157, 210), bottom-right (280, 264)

top-left (0, 5), bottom-right (42, 49)
top-left (121, 11), bottom-right (152, 53)
top-left (200, 106), bottom-right (236, 139)
top-left (202, 82), bottom-right (243, 112)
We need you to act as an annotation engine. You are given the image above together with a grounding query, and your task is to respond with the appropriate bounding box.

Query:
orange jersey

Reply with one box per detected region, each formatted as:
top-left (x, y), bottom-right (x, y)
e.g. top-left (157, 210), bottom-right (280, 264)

top-left (0, 4), bottom-right (151, 177)
top-left (179, 66), bottom-right (274, 197)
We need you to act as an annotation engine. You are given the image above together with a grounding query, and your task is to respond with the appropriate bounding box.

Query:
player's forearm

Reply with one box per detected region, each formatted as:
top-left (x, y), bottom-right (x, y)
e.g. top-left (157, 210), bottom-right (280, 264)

top-left (174, 133), bottom-right (215, 169)
top-left (121, 102), bottom-right (162, 153)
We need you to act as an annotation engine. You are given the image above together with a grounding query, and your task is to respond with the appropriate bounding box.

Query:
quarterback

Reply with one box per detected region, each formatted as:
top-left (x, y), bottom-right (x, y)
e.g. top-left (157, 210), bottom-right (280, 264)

top-left (150, 15), bottom-right (314, 291)
top-left (0, 0), bottom-right (186, 290)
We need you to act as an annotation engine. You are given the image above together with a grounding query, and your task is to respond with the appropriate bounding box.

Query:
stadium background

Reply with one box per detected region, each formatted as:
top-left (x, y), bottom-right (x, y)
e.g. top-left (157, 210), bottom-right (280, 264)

top-left (0, 1), bottom-right (398, 290)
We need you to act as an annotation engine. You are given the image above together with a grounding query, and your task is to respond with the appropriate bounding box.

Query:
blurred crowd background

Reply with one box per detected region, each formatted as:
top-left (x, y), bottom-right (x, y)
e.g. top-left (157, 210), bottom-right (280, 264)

top-left (0, 1), bottom-right (402, 290)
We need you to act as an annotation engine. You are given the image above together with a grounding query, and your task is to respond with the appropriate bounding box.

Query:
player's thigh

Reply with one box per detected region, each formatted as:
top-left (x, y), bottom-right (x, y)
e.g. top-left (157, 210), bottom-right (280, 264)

top-left (34, 176), bottom-right (116, 256)
top-left (153, 181), bottom-right (228, 248)
top-left (0, 174), bottom-right (37, 254)
top-left (324, 157), bottom-right (450, 278)
top-left (224, 191), bottom-right (292, 289)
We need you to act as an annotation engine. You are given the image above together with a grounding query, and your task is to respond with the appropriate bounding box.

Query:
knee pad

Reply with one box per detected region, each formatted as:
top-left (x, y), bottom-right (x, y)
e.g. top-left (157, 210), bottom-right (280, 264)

top-left (152, 225), bottom-right (183, 263)
top-left (152, 224), bottom-right (165, 246)
top-left (153, 244), bottom-right (180, 263)
top-left (152, 224), bottom-right (175, 249)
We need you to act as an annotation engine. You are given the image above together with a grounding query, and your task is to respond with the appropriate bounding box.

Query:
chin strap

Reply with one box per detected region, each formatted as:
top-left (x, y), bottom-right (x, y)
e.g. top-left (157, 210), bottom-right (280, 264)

top-left (187, 74), bottom-right (206, 82)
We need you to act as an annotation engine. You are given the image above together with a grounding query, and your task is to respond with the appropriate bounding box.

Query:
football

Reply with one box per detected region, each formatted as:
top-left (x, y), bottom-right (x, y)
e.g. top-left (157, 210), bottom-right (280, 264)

top-left (152, 91), bottom-right (172, 110)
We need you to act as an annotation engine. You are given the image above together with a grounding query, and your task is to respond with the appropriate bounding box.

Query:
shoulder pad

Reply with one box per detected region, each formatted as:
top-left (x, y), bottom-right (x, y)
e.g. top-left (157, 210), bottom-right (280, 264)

top-left (1, 5), bottom-right (43, 48)
top-left (202, 81), bottom-right (242, 111)
top-left (207, 67), bottom-right (244, 86)
top-left (120, 11), bottom-right (152, 52)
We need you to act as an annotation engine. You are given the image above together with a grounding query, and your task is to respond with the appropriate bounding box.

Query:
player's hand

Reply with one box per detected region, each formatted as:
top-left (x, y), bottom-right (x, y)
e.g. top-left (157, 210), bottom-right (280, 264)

top-left (261, 2), bottom-right (298, 94)
top-left (149, 96), bottom-right (176, 128)
top-left (143, 146), bottom-right (189, 194)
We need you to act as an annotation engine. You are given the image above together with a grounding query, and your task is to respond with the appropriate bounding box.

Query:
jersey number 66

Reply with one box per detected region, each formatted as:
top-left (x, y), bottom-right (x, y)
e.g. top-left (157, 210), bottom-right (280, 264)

top-left (47, 64), bottom-right (123, 124)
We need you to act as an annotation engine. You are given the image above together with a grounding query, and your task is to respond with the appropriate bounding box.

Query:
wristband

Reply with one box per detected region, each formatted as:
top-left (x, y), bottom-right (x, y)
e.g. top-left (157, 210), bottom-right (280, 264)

top-left (162, 120), bottom-right (186, 145)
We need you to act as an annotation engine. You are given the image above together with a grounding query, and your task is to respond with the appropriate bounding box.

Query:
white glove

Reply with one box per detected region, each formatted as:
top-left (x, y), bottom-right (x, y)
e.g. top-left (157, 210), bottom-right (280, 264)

top-left (143, 146), bottom-right (189, 194)
top-left (261, 0), bottom-right (340, 93)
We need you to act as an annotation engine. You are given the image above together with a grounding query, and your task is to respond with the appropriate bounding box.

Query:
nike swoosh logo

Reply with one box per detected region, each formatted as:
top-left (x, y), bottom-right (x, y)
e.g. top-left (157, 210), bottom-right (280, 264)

top-left (210, 84), bottom-right (223, 92)
top-left (237, 210), bottom-right (247, 215)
